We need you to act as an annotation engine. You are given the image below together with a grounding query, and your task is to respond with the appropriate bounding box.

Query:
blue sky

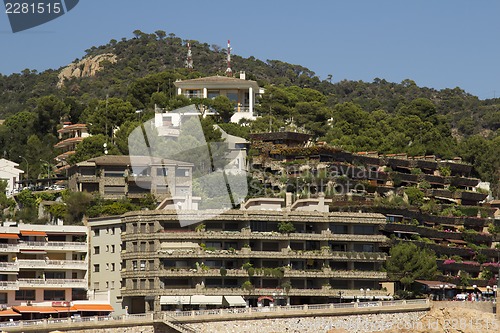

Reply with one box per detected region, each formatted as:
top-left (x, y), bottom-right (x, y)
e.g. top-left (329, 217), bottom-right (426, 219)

top-left (1, 0), bottom-right (499, 99)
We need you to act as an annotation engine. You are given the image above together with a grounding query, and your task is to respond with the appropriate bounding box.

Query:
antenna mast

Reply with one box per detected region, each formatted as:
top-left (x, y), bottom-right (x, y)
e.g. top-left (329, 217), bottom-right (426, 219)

top-left (225, 39), bottom-right (232, 77)
top-left (185, 42), bottom-right (193, 70)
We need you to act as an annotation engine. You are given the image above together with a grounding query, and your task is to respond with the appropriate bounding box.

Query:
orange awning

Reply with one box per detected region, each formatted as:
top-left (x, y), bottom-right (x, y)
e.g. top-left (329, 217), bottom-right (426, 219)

top-left (20, 230), bottom-right (47, 237)
top-left (71, 304), bottom-right (114, 312)
top-left (0, 309), bottom-right (21, 316)
top-left (13, 306), bottom-right (59, 313)
top-left (0, 233), bottom-right (19, 239)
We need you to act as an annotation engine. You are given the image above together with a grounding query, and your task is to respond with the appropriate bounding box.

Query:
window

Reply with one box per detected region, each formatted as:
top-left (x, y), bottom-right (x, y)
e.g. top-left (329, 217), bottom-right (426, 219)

top-left (94, 264), bottom-right (100, 273)
top-left (15, 290), bottom-right (35, 301)
top-left (94, 229), bottom-right (100, 237)
top-left (353, 244), bottom-right (374, 252)
top-left (45, 272), bottom-right (65, 279)
top-left (44, 290), bottom-right (65, 301)
top-left (106, 245), bottom-right (109, 252)
top-left (156, 168), bottom-right (168, 176)
top-left (175, 169), bottom-right (190, 177)
top-left (110, 281), bottom-right (115, 289)
top-left (106, 263), bottom-right (109, 271)
top-left (110, 227), bottom-right (115, 235)
top-left (140, 260), bottom-right (146, 271)
top-left (94, 246), bottom-right (100, 255)
top-left (111, 245), bottom-right (115, 253)
top-left (111, 263), bottom-right (115, 271)
top-left (353, 225), bottom-right (376, 235)
top-left (0, 293), bottom-right (7, 304)
top-left (132, 261), bottom-right (138, 271)
top-left (149, 241), bottom-right (154, 252)
top-left (106, 281), bottom-right (109, 289)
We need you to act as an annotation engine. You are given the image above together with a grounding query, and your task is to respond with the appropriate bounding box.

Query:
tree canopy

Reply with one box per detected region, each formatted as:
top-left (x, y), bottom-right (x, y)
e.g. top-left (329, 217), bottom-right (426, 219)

top-left (385, 242), bottom-right (438, 290)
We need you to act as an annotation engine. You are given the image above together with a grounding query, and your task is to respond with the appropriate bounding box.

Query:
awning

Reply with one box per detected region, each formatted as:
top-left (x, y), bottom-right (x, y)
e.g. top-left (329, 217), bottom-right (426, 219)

top-left (190, 295), bottom-right (223, 305)
top-left (71, 304), bottom-right (113, 312)
top-left (0, 309), bottom-right (21, 316)
top-left (20, 230), bottom-right (47, 237)
top-left (223, 296), bottom-right (246, 307)
top-left (160, 296), bottom-right (191, 305)
top-left (13, 306), bottom-right (59, 313)
top-left (19, 250), bottom-right (47, 254)
top-left (0, 233), bottom-right (19, 239)
top-left (415, 280), bottom-right (457, 290)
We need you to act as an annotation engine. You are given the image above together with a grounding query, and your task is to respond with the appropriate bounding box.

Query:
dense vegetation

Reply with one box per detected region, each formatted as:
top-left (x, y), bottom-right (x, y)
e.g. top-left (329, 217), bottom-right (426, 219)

top-left (1, 30), bottom-right (500, 192)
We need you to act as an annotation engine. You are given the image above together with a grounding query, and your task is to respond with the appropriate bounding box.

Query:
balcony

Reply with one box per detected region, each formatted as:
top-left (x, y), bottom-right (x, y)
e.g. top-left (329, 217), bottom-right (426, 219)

top-left (0, 281), bottom-right (19, 290)
top-left (19, 241), bottom-right (87, 252)
top-left (17, 278), bottom-right (87, 288)
top-left (0, 262), bottom-right (19, 272)
top-left (17, 259), bottom-right (87, 270)
top-left (152, 249), bottom-right (387, 262)
top-left (127, 231), bottom-right (387, 243)
top-left (0, 243), bottom-right (19, 253)
top-left (124, 268), bottom-right (386, 280)
top-left (76, 175), bottom-right (98, 183)
top-left (122, 286), bottom-right (389, 298)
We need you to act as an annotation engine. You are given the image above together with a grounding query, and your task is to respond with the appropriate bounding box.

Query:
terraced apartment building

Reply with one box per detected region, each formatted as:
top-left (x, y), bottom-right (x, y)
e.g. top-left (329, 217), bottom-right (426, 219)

top-left (119, 199), bottom-right (390, 314)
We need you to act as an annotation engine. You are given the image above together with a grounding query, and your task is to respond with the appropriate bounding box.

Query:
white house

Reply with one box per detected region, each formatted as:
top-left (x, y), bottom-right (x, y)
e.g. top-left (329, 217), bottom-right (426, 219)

top-left (173, 72), bottom-right (264, 123)
top-left (0, 159), bottom-right (24, 194)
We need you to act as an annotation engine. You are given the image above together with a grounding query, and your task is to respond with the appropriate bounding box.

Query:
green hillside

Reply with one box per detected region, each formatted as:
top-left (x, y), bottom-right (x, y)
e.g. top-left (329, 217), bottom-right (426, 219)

top-left (1, 30), bottom-right (500, 193)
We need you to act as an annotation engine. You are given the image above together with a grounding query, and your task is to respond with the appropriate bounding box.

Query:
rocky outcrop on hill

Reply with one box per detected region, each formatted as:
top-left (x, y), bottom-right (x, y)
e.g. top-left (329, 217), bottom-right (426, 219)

top-left (57, 53), bottom-right (117, 87)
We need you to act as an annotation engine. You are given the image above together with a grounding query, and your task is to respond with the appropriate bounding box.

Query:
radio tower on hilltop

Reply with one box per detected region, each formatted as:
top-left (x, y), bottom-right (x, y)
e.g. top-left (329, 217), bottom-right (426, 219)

top-left (185, 42), bottom-right (193, 70)
top-left (225, 40), bottom-right (232, 77)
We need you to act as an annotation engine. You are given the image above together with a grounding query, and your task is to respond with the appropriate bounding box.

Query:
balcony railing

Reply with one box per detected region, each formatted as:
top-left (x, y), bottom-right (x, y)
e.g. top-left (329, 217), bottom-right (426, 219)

top-left (152, 249), bottom-right (387, 262)
top-left (0, 243), bottom-right (19, 252)
top-left (17, 259), bottom-right (87, 270)
top-left (0, 262), bottom-right (19, 271)
top-left (122, 286), bottom-right (391, 298)
top-left (17, 278), bottom-right (87, 288)
top-left (0, 281), bottom-right (19, 290)
top-left (18, 241), bottom-right (87, 252)
top-left (127, 231), bottom-right (387, 243)
top-left (124, 268), bottom-right (387, 280)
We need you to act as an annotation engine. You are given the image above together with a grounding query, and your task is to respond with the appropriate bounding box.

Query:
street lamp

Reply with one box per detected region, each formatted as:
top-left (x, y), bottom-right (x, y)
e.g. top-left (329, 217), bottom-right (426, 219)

top-left (338, 291), bottom-right (344, 303)
top-left (18, 155), bottom-right (29, 184)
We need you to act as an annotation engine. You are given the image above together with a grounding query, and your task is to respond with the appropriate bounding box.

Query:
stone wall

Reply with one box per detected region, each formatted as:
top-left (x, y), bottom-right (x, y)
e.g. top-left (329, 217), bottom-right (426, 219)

top-left (188, 312), bottom-right (428, 333)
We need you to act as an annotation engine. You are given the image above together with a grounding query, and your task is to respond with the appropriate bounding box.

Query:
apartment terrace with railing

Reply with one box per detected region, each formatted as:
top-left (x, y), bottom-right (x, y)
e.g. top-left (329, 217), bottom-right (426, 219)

top-left (0, 222), bottom-right (88, 307)
top-left (119, 202), bottom-right (391, 314)
top-left (381, 210), bottom-right (500, 284)
top-left (249, 136), bottom-right (488, 206)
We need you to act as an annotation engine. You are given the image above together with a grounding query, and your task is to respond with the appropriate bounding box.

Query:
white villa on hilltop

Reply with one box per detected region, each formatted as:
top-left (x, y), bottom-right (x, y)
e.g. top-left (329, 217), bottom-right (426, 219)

top-left (173, 71), bottom-right (264, 123)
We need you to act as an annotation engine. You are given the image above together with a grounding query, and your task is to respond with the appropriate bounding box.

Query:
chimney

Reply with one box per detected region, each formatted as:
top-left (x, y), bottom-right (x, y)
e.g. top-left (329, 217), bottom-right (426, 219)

top-left (240, 71), bottom-right (246, 80)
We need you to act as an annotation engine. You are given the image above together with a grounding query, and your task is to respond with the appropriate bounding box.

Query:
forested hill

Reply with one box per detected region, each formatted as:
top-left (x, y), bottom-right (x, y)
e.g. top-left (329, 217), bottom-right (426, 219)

top-left (1, 30), bottom-right (500, 191)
